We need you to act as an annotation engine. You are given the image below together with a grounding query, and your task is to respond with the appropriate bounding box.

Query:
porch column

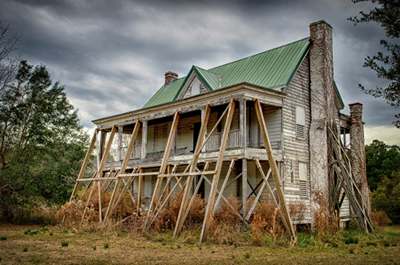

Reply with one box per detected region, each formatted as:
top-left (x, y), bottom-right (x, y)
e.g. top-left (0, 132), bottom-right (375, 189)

top-left (118, 125), bottom-right (123, 161)
top-left (141, 120), bottom-right (148, 160)
top-left (239, 98), bottom-right (248, 214)
top-left (98, 130), bottom-right (106, 169)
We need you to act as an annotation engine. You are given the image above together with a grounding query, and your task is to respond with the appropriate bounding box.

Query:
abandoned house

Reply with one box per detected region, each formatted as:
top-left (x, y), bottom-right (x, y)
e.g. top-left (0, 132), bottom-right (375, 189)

top-left (70, 20), bottom-right (373, 242)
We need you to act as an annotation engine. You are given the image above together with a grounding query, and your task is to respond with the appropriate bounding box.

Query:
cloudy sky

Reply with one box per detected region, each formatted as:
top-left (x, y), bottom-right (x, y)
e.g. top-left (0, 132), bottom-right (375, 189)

top-left (0, 0), bottom-right (399, 144)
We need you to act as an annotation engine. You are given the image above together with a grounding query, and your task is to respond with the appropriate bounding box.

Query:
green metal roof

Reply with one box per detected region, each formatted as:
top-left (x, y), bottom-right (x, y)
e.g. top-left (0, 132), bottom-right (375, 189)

top-left (144, 38), bottom-right (310, 108)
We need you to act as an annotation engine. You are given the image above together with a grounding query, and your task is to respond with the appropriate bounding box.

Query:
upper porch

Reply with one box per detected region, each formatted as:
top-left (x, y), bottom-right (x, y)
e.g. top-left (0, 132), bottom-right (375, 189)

top-left (94, 84), bottom-right (285, 170)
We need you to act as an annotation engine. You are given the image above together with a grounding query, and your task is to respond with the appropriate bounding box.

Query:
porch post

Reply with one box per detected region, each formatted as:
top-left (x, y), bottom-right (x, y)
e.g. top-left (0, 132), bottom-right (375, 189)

top-left (141, 120), bottom-right (148, 160)
top-left (239, 98), bottom-right (248, 215)
top-left (118, 125), bottom-right (123, 161)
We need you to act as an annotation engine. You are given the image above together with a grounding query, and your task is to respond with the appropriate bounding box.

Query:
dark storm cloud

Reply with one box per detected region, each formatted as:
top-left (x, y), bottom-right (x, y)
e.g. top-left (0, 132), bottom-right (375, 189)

top-left (0, 0), bottom-right (398, 142)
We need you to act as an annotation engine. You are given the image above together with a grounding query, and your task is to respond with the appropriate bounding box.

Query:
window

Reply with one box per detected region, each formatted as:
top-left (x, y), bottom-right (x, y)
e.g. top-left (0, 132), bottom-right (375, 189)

top-left (298, 162), bottom-right (308, 181)
top-left (295, 106), bottom-right (305, 138)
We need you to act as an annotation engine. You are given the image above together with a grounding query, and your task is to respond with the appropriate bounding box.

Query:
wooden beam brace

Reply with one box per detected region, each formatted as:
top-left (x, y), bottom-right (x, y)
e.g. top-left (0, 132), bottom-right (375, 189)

top-left (70, 129), bottom-right (98, 201)
top-left (144, 112), bottom-right (180, 230)
top-left (214, 159), bottom-right (235, 213)
top-left (174, 105), bottom-right (211, 237)
top-left (254, 99), bottom-right (296, 243)
top-left (81, 126), bottom-right (117, 224)
top-left (200, 99), bottom-right (235, 242)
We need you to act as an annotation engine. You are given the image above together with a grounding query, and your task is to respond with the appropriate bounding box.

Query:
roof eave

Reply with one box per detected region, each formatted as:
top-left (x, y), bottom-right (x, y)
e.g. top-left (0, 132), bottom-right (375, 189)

top-left (92, 82), bottom-right (285, 125)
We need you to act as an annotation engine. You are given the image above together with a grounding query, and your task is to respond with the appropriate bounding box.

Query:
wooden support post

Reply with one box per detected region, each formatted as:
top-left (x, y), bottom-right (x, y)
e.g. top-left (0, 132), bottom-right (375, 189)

top-left (254, 99), bottom-right (296, 243)
top-left (242, 158), bottom-right (248, 216)
top-left (70, 129), bottom-right (98, 201)
top-left (137, 168), bottom-right (143, 213)
top-left (200, 99), bottom-right (235, 242)
top-left (174, 105), bottom-right (211, 237)
top-left (118, 125), bottom-right (123, 161)
top-left (82, 126), bottom-right (117, 224)
top-left (141, 120), bottom-right (147, 160)
top-left (240, 98), bottom-right (248, 215)
top-left (144, 112), bottom-right (180, 230)
top-left (176, 162), bottom-right (210, 232)
top-left (214, 159), bottom-right (235, 213)
top-left (103, 121), bottom-right (141, 223)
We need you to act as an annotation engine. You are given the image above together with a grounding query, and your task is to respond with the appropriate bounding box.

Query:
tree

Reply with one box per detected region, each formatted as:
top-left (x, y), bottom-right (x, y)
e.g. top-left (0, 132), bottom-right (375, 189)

top-left (365, 140), bottom-right (400, 223)
top-left (0, 61), bottom-right (88, 222)
top-left (372, 173), bottom-right (400, 224)
top-left (349, 0), bottom-right (400, 127)
top-left (0, 21), bottom-right (18, 92)
top-left (365, 140), bottom-right (400, 190)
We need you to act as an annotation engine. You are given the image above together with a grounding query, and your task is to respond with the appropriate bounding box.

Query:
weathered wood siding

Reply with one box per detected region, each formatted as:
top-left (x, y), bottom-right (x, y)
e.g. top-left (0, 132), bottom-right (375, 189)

top-left (281, 55), bottom-right (312, 222)
top-left (246, 104), bottom-right (282, 149)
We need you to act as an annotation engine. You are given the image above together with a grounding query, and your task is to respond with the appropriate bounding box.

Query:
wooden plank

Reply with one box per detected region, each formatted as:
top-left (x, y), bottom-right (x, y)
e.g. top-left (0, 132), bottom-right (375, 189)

top-left (200, 99), bottom-right (235, 242)
top-left (144, 112), bottom-right (180, 230)
top-left (254, 99), bottom-right (296, 243)
top-left (69, 129), bottom-right (98, 201)
top-left (242, 158), bottom-right (248, 215)
top-left (174, 105), bottom-right (211, 237)
top-left (96, 126), bottom-right (117, 223)
top-left (103, 121), bottom-right (141, 223)
top-left (214, 159), bottom-right (235, 213)
top-left (137, 168), bottom-right (143, 213)
top-left (177, 162), bottom-right (210, 232)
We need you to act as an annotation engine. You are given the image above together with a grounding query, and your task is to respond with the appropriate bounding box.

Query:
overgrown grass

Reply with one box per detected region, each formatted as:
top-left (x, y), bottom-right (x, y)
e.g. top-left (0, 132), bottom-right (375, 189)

top-left (0, 224), bottom-right (399, 265)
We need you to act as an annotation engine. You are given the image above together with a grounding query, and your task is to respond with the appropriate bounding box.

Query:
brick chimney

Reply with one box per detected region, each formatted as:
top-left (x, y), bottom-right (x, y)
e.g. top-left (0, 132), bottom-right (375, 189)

top-left (164, 71), bottom-right (178, 86)
top-left (309, 20), bottom-right (335, 198)
top-left (349, 103), bottom-right (371, 215)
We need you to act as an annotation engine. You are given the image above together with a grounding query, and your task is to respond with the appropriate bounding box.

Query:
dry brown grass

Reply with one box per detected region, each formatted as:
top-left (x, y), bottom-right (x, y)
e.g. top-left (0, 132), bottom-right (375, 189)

top-left (153, 192), bottom-right (183, 231)
top-left (57, 186), bottom-right (136, 230)
top-left (250, 202), bottom-right (285, 245)
top-left (371, 210), bottom-right (391, 227)
top-left (2, 224), bottom-right (400, 265)
top-left (209, 197), bottom-right (243, 244)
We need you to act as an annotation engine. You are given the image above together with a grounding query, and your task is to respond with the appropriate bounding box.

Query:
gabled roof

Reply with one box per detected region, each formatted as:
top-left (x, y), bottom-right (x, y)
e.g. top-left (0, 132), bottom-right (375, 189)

top-left (144, 38), bottom-right (310, 108)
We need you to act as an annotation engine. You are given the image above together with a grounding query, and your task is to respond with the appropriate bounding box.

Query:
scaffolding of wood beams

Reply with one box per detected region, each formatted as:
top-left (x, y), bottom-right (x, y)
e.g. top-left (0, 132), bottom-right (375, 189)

top-left (327, 120), bottom-right (374, 233)
top-left (67, 98), bottom-right (297, 242)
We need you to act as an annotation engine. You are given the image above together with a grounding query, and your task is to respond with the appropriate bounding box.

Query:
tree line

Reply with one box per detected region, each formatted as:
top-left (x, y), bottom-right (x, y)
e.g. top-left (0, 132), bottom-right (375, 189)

top-left (0, 22), bottom-right (87, 222)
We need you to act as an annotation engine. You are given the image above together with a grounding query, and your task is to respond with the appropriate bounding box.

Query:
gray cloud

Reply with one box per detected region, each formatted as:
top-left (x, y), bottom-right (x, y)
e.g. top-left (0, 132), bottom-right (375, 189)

top-left (0, 0), bottom-right (398, 142)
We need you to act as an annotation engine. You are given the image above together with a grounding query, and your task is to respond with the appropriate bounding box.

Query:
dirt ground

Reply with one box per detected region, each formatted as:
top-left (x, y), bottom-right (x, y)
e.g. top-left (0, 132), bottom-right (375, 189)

top-left (0, 225), bottom-right (399, 265)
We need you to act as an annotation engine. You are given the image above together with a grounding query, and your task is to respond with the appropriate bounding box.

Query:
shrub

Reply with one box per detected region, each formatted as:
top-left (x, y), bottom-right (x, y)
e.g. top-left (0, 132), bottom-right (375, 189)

top-left (250, 202), bottom-right (286, 245)
top-left (153, 192), bottom-right (183, 231)
top-left (185, 195), bottom-right (205, 228)
top-left (61, 241), bottom-right (69, 247)
top-left (371, 210), bottom-right (392, 226)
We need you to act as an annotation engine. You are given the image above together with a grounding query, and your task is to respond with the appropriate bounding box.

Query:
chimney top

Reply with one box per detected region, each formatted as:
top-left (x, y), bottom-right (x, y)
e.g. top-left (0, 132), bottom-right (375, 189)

top-left (164, 71), bottom-right (178, 86)
top-left (310, 20), bottom-right (332, 29)
top-left (349, 102), bottom-right (363, 107)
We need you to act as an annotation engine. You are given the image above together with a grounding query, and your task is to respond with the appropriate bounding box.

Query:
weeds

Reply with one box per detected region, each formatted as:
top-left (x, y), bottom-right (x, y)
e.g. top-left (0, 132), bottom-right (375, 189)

top-left (250, 202), bottom-right (285, 245)
top-left (371, 210), bottom-right (391, 226)
top-left (313, 191), bottom-right (339, 237)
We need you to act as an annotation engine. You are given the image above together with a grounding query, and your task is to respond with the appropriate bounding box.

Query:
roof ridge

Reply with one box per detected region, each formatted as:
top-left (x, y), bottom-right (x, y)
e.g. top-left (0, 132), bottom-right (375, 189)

top-left (207, 37), bottom-right (309, 72)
